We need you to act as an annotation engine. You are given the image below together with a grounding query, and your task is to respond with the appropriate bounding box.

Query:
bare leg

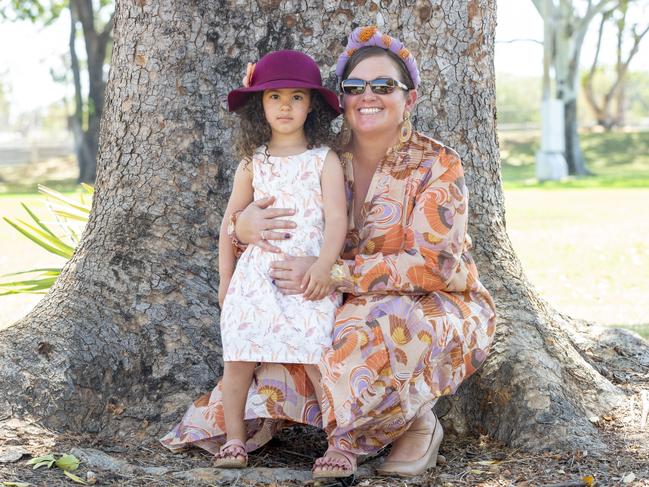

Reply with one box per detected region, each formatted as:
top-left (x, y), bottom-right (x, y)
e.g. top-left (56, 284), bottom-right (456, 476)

top-left (305, 364), bottom-right (358, 478)
top-left (222, 361), bottom-right (257, 443)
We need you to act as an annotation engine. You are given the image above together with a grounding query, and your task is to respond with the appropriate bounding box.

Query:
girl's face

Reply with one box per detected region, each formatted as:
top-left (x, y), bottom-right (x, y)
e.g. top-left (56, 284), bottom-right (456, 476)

top-left (262, 88), bottom-right (311, 137)
top-left (341, 55), bottom-right (417, 142)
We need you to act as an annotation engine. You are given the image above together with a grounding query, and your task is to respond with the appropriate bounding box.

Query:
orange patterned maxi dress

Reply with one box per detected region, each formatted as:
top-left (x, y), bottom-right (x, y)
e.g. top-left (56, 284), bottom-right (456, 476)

top-left (160, 132), bottom-right (496, 456)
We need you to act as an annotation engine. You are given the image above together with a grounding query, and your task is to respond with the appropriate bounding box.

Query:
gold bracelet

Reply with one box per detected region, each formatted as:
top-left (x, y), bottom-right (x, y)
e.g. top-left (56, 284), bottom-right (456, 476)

top-left (226, 210), bottom-right (246, 251)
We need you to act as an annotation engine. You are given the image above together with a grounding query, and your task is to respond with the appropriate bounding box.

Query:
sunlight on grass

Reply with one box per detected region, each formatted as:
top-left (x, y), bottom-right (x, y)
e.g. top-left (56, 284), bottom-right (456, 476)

top-left (504, 188), bottom-right (649, 336)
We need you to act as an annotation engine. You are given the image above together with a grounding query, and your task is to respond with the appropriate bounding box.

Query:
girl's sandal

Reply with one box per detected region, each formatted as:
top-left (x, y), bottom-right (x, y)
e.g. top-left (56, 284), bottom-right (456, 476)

top-left (213, 439), bottom-right (248, 468)
top-left (312, 447), bottom-right (357, 479)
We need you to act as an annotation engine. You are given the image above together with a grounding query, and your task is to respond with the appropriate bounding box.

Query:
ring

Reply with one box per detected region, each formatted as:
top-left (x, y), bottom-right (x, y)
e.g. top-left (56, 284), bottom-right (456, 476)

top-left (261, 230), bottom-right (267, 240)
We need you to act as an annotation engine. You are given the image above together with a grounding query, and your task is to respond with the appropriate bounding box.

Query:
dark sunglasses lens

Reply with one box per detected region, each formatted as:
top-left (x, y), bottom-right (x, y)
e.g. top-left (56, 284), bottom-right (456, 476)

top-left (370, 79), bottom-right (395, 94)
top-left (341, 79), bottom-right (366, 95)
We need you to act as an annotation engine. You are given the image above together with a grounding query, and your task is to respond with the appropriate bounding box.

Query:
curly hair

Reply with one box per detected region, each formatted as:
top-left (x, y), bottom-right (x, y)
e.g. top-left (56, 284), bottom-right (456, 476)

top-left (233, 91), bottom-right (338, 162)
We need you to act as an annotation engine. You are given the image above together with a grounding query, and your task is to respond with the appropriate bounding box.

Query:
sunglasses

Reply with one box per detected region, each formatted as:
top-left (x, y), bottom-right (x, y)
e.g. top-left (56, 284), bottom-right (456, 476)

top-left (340, 77), bottom-right (409, 96)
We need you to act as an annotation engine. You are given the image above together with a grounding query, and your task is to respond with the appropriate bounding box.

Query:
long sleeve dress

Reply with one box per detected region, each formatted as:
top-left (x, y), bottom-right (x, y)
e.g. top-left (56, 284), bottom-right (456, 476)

top-left (160, 131), bottom-right (496, 456)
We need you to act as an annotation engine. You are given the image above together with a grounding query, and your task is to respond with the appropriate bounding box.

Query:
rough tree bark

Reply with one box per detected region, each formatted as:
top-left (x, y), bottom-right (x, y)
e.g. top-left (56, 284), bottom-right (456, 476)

top-left (0, 0), bottom-right (645, 453)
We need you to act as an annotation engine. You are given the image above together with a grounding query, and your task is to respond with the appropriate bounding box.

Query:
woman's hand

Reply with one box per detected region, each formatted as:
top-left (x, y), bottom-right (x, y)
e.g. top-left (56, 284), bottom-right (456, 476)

top-left (237, 196), bottom-right (297, 253)
top-left (301, 260), bottom-right (335, 301)
top-left (270, 256), bottom-right (318, 295)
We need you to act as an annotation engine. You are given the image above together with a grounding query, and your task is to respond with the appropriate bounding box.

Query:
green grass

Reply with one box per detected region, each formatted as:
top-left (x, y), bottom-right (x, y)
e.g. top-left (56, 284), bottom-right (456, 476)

top-left (500, 130), bottom-right (649, 189)
top-left (0, 155), bottom-right (78, 195)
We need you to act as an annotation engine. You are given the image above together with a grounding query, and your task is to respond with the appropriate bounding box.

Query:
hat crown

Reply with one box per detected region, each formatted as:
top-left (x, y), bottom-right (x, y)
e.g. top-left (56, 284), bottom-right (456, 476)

top-left (251, 50), bottom-right (322, 87)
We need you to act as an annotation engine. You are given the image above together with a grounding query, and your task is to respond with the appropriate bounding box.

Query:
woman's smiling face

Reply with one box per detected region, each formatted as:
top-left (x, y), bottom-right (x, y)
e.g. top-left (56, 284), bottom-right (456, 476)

top-left (342, 55), bottom-right (416, 142)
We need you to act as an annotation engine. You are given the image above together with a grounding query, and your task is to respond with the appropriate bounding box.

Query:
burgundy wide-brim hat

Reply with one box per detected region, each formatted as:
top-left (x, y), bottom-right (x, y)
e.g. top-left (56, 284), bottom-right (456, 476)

top-left (227, 50), bottom-right (341, 115)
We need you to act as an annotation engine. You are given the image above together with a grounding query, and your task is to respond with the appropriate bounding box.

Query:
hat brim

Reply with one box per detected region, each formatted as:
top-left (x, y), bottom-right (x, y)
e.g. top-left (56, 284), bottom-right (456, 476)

top-left (228, 80), bottom-right (341, 115)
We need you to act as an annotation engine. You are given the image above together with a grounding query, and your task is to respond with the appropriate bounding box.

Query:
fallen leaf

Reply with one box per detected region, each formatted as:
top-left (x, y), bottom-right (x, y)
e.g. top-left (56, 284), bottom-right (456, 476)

top-left (622, 473), bottom-right (636, 483)
top-left (25, 454), bottom-right (55, 470)
top-left (582, 475), bottom-right (595, 486)
top-left (55, 454), bottom-right (80, 472)
top-left (1, 482), bottom-right (31, 487)
top-left (475, 459), bottom-right (500, 466)
top-left (63, 471), bottom-right (87, 485)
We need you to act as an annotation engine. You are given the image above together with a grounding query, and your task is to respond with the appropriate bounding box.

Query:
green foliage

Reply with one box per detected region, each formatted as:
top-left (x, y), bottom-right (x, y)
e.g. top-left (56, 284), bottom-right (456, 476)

top-left (499, 129), bottom-right (649, 188)
top-left (24, 453), bottom-right (86, 485)
top-left (625, 71), bottom-right (649, 123)
top-left (496, 73), bottom-right (542, 125)
top-left (0, 0), bottom-right (67, 25)
top-left (0, 184), bottom-right (92, 296)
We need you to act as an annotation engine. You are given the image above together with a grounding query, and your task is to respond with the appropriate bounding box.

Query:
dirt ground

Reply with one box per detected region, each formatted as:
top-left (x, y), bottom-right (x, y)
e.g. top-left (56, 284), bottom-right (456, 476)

top-left (1, 380), bottom-right (647, 487)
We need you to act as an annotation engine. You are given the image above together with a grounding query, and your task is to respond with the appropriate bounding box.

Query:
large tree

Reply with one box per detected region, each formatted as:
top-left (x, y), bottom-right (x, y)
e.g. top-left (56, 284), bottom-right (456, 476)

top-left (0, 0), bottom-right (645, 455)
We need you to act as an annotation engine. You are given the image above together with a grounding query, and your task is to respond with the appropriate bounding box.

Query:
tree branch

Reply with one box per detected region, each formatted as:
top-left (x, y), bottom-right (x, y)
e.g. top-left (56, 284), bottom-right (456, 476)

top-left (99, 11), bottom-right (115, 47)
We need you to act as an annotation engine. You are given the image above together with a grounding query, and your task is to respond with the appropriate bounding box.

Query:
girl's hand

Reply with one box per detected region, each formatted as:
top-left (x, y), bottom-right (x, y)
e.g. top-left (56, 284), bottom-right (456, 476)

top-left (237, 196), bottom-right (297, 253)
top-left (301, 260), bottom-right (334, 301)
top-left (218, 277), bottom-right (231, 308)
top-left (269, 256), bottom-right (317, 295)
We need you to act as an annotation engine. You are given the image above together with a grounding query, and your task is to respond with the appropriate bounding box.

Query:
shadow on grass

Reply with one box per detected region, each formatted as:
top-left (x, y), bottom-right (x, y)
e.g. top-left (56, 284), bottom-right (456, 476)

top-left (499, 130), bottom-right (649, 189)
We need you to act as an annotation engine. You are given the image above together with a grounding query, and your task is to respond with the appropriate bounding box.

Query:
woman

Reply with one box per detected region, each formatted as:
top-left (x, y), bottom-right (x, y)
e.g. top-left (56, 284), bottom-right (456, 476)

top-left (161, 26), bottom-right (496, 479)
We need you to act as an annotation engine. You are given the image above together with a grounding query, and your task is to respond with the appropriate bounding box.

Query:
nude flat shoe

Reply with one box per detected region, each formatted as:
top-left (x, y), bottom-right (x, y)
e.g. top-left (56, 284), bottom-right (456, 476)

top-left (375, 414), bottom-right (443, 477)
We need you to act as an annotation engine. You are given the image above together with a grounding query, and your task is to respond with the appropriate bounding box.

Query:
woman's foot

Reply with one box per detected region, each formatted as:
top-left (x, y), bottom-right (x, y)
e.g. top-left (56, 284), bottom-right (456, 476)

top-left (213, 439), bottom-right (248, 468)
top-left (312, 447), bottom-right (357, 479)
top-left (376, 410), bottom-right (443, 477)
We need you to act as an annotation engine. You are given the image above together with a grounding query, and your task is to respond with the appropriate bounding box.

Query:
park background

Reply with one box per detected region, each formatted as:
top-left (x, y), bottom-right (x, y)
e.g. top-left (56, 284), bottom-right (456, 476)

top-left (1, 0), bottom-right (647, 337)
top-left (0, 0), bottom-right (649, 485)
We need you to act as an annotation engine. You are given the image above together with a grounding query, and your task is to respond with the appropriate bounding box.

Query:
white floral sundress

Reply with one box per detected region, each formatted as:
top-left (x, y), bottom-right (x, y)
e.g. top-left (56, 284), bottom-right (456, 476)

top-left (220, 145), bottom-right (341, 364)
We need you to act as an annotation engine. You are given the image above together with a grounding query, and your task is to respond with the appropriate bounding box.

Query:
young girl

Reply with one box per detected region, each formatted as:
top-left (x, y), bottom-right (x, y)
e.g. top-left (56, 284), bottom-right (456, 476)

top-left (214, 50), bottom-right (346, 468)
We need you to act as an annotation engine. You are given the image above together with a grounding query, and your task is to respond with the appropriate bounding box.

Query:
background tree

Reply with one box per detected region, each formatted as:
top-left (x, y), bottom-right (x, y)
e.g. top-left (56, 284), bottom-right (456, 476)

top-left (0, 0), bottom-right (114, 183)
top-left (0, 0), bottom-right (645, 454)
top-left (532, 0), bottom-right (614, 175)
top-left (0, 76), bottom-right (10, 129)
top-left (582, 0), bottom-right (649, 130)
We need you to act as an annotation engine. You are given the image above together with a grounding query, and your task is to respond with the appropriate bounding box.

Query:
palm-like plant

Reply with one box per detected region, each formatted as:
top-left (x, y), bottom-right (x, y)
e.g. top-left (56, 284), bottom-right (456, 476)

top-left (0, 184), bottom-right (92, 296)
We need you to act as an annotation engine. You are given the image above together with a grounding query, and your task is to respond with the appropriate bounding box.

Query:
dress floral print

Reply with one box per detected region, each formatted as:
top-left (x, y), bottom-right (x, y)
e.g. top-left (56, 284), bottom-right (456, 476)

top-left (160, 132), bottom-right (496, 455)
top-left (220, 145), bottom-right (340, 364)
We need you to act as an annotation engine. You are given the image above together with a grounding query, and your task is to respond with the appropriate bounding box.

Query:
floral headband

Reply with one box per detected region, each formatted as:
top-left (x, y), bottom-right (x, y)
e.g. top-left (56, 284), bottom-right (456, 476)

top-left (335, 26), bottom-right (421, 89)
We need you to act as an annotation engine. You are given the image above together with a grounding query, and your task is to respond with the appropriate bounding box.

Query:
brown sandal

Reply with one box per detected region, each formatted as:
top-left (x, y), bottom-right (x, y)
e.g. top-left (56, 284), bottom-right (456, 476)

top-left (312, 447), bottom-right (357, 479)
top-left (213, 439), bottom-right (248, 468)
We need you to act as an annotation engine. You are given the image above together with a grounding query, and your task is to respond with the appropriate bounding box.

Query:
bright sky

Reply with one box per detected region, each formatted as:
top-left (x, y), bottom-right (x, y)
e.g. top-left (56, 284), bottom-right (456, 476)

top-left (0, 0), bottom-right (647, 115)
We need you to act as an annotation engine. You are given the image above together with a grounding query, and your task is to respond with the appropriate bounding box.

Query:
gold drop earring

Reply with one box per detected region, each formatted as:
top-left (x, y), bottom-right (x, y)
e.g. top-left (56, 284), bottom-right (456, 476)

top-left (399, 111), bottom-right (412, 143)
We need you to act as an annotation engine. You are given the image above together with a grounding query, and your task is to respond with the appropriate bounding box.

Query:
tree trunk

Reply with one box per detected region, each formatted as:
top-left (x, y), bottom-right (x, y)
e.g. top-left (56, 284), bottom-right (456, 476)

top-left (69, 3), bottom-right (95, 183)
top-left (0, 0), bottom-right (641, 452)
top-left (71, 0), bottom-right (113, 183)
top-left (564, 98), bottom-right (590, 175)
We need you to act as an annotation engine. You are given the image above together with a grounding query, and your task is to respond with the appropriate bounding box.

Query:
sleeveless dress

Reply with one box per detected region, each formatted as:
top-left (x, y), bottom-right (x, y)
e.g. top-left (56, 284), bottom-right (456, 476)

top-left (219, 145), bottom-right (341, 365)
